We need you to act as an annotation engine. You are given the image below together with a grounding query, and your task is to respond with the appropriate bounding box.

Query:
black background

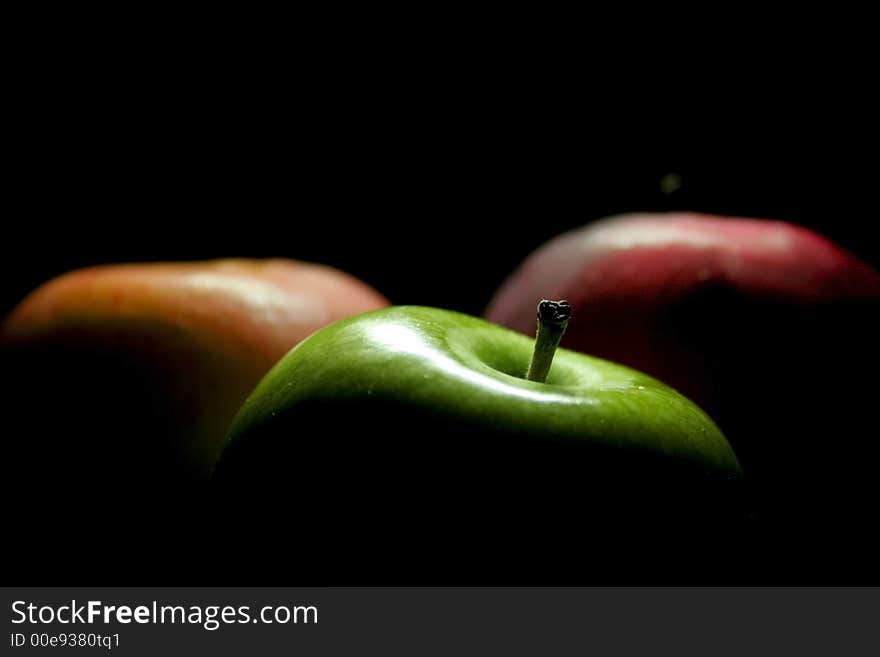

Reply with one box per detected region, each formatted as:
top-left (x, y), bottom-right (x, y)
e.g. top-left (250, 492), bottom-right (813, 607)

top-left (4, 22), bottom-right (878, 318)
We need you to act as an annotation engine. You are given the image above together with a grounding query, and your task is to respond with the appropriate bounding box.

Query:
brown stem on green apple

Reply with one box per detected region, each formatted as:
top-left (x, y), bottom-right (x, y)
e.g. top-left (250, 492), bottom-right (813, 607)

top-left (525, 300), bottom-right (571, 383)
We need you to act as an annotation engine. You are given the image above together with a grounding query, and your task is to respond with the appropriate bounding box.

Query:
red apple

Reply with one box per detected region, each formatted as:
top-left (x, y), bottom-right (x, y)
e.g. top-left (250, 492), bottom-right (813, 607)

top-left (487, 212), bottom-right (880, 410)
top-left (486, 213), bottom-right (880, 576)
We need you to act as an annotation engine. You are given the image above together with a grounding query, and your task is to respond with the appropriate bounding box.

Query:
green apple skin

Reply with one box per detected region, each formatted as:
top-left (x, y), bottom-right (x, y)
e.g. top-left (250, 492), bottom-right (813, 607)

top-left (223, 305), bottom-right (739, 475)
top-left (213, 306), bottom-right (743, 582)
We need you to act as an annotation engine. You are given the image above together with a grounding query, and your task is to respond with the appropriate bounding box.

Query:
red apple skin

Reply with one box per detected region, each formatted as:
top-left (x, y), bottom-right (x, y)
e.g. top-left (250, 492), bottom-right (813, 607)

top-left (486, 213), bottom-right (880, 575)
top-left (1, 258), bottom-right (389, 481)
top-left (487, 212), bottom-right (880, 409)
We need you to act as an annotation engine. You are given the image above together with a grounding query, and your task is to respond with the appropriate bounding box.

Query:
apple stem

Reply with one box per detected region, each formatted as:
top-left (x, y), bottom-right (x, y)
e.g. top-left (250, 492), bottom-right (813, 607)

top-left (525, 300), bottom-right (571, 383)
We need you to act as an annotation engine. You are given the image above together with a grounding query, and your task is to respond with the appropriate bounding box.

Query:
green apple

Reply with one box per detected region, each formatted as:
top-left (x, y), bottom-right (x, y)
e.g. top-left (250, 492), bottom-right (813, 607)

top-left (221, 305), bottom-right (738, 475)
top-left (213, 305), bottom-right (742, 580)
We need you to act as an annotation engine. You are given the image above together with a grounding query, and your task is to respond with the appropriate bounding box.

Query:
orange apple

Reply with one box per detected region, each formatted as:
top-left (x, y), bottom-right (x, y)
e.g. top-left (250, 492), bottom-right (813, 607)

top-left (1, 258), bottom-right (388, 484)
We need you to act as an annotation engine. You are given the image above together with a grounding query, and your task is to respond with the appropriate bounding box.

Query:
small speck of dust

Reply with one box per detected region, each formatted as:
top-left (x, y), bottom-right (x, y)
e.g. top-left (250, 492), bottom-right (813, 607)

top-left (659, 173), bottom-right (683, 195)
